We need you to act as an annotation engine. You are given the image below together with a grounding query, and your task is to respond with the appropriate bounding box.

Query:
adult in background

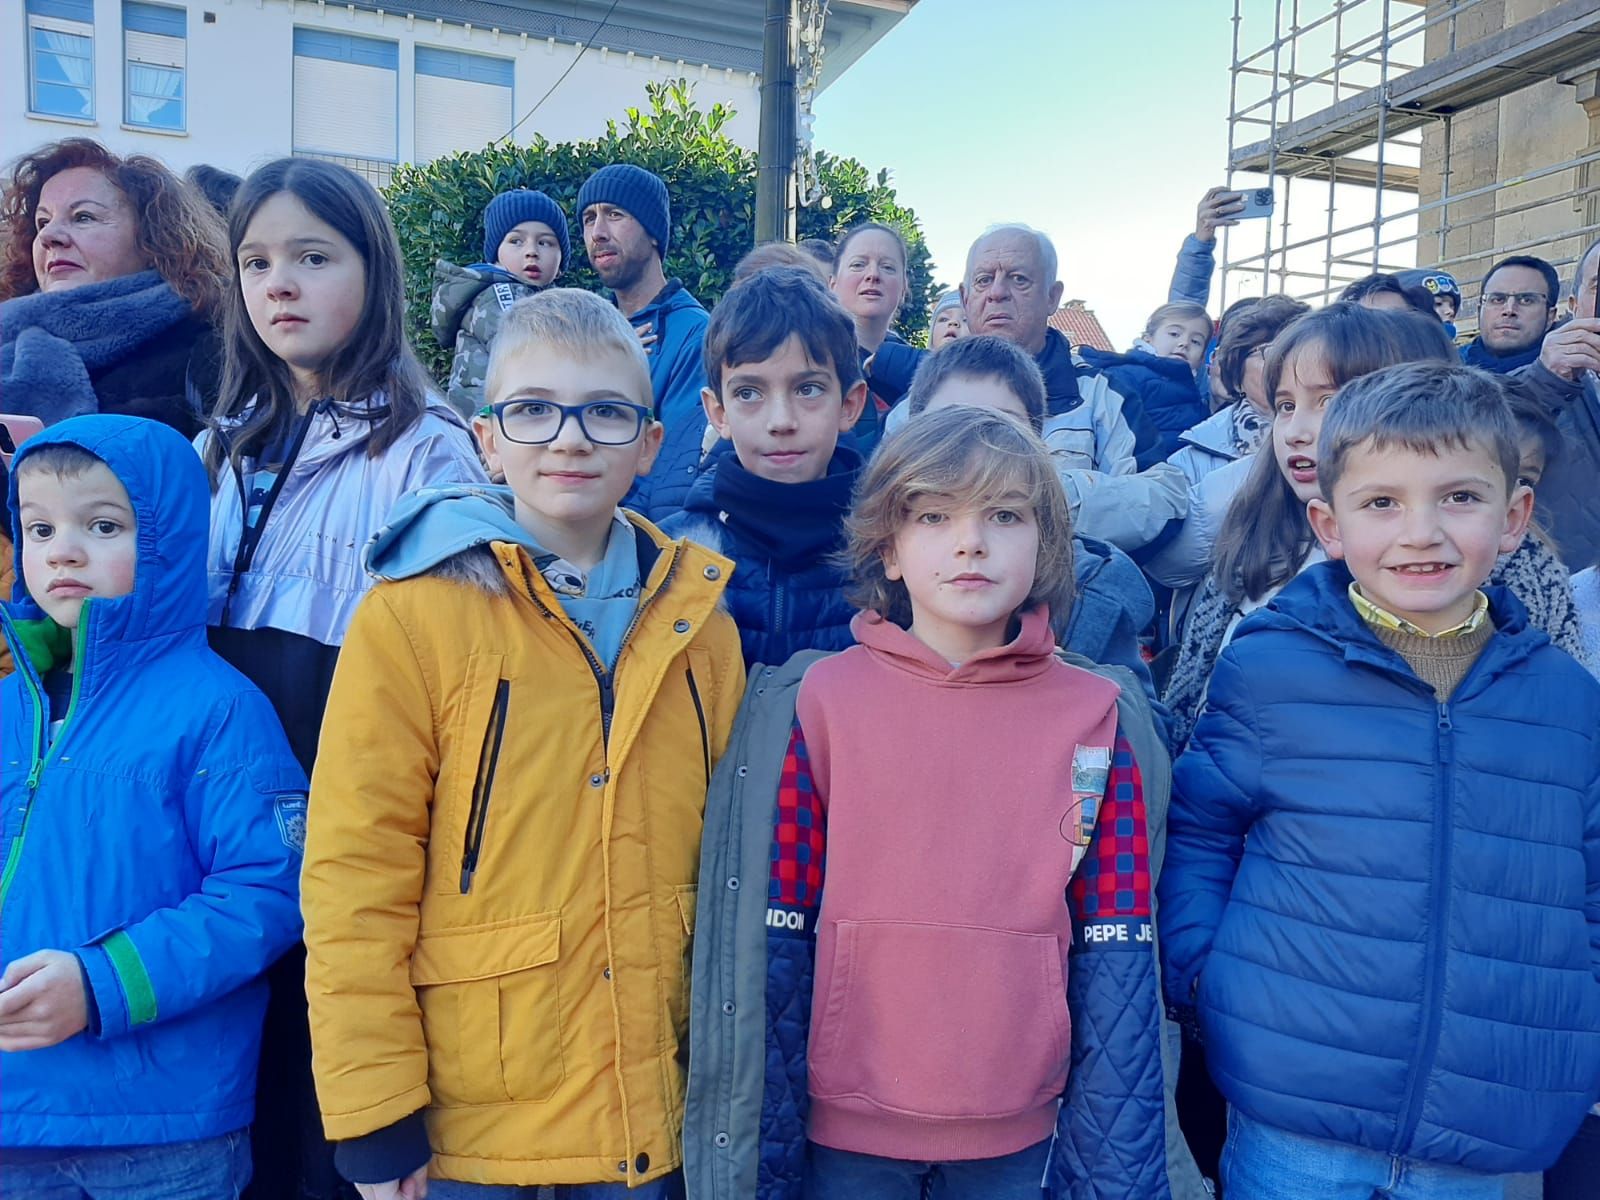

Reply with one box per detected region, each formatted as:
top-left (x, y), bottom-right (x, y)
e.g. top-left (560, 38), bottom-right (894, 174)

top-left (872, 224), bottom-right (1186, 552)
top-left (577, 163), bottom-right (709, 521)
top-left (830, 221), bottom-right (910, 454)
top-left (1463, 254), bottom-right (1561, 373)
top-left (0, 138), bottom-right (227, 437)
top-left (187, 162), bottom-right (242, 219)
top-left (1517, 238), bottom-right (1600, 571)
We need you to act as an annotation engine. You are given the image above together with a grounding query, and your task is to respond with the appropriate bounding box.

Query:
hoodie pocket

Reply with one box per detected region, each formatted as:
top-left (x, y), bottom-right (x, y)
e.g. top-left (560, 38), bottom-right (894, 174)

top-left (808, 920), bottom-right (1071, 1120)
top-left (410, 911), bottom-right (564, 1105)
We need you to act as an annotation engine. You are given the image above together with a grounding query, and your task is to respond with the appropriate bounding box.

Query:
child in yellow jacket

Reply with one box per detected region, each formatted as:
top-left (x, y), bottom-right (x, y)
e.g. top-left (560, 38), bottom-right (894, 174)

top-left (302, 288), bottom-right (744, 1199)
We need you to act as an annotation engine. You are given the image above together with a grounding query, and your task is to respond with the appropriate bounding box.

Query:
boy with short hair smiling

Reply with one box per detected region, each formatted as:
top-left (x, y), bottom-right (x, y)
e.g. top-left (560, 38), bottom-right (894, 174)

top-left (1160, 363), bottom-right (1600, 1197)
top-left (303, 287), bottom-right (744, 1199)
top-left (662, 267), bottom-right (866, 668)
top-left (0, 415), bottom-right (305, 1198)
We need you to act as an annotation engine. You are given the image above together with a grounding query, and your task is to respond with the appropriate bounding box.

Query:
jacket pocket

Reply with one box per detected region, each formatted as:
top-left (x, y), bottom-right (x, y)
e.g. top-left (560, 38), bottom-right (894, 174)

top-left (410, 911), bottom-right (564, 1105)
top-left (808, 920), bottom-right (1071, 1120)
top-left (665, 884), bottom-right (697, 1058)
top-left (434, 654), bottom-right (507, 897)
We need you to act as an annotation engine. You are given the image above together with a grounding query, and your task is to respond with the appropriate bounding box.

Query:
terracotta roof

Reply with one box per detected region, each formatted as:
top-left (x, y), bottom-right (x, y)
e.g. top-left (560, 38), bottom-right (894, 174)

top-left (1048, 300), bottom-right (1114, 352)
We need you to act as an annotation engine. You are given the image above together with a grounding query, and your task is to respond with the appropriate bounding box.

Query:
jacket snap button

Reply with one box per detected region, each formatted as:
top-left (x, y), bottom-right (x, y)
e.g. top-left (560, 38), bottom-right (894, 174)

top-left (722, 1000), bottom-right (735, 1015)
top-left (714, 1132), bottom-right (730, 1148)
top-left (673, 619), bottom-right (690, 633)
top-left (635, 1153), bottom-right (650, 1173)
top-left (603, 966), bottom-right (611, 980)
top-left (736, 765), bottom-right (748, 777)
top-left (726, 876), bottom-right (740, 891)
top-left (617, 1161), bottom-right (628, 1174)
top-left (703, 564), bottom-right (720, 580)
top-left (589, 774), bottom-right (604, 788)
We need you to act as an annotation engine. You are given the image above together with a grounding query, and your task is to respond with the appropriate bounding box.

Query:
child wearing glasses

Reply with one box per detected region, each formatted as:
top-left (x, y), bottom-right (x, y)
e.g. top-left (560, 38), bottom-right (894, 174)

top-left (301, 287), bottom-right (745, 1200)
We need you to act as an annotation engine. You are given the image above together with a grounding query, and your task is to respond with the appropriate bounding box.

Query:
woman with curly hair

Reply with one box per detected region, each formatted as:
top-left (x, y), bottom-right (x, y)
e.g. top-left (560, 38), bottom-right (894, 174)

top-left (0, 137), bottom-right (228, 436)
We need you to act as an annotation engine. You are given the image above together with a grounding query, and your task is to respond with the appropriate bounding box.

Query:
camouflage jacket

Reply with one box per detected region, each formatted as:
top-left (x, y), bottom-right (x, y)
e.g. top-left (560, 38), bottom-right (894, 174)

top-left (430, 259), bottom-right (540, 419)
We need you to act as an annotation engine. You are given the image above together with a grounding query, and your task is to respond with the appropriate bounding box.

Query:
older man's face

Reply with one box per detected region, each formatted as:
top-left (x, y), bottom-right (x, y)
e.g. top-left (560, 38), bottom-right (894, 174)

top-left (961, 231), bottom-right (1064, 356)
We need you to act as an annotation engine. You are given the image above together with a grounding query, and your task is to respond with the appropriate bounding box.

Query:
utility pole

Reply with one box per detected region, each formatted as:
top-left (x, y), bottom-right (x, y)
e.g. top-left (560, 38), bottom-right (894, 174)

top-left (756, 0), bottom-right (796, 243)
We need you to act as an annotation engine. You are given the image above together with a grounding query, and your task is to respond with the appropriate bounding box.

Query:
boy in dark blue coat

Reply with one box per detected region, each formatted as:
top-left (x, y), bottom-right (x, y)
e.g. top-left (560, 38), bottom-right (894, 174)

top-left (662, 267), bottom-right (866, 669)
top-left (0, 415), bottom-right (304, 1197)
top-left (1160, 364), bottom-right (1600, 1197)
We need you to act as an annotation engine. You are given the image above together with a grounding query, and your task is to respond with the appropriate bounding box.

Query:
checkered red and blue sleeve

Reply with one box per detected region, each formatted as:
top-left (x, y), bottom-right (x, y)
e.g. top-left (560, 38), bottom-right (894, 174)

top-left (759, 719), bottom-right (825, 1200)
top-left (1049, 732), bottom-right (1171, 1200)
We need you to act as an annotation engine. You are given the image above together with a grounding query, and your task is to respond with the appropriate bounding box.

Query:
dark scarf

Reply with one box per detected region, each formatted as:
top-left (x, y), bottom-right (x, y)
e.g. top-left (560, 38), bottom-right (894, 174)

top-left (1461, 336), bottom-right (1542, 374)
top-left (1034, 327), bottom-right (1091, 415)
top-left (0, 270), bottom-right (194, 425)
top-left (710, 447), bottom-right (860, 573)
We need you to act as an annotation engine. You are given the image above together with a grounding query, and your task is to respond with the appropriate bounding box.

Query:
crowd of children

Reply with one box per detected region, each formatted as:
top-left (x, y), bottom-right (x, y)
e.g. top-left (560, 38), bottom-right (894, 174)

top-left (1, 144), bottom-right (1599, 1200)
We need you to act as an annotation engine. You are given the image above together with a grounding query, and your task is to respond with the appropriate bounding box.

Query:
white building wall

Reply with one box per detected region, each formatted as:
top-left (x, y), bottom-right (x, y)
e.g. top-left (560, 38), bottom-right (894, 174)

top-left (5, 0), bottom-right (761, 179)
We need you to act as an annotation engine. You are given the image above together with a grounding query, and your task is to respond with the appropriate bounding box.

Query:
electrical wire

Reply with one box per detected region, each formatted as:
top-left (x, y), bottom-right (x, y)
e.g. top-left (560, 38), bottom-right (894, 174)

top-left (495, 0), bottom-right (623, 144)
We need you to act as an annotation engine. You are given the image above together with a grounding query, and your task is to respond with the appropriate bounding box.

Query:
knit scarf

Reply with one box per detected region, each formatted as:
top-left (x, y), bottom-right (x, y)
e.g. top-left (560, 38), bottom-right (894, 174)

top-left (710, 449), bottom-right (858, 573)
top-left (1486, 533), bottom-right (1583, 660)
top-left (1229, 400), bottom-right (1270, 457)
top-left (1461, 336), bottom-right (1542, 374)
top-left (0, 270), bottom-right (194, 424)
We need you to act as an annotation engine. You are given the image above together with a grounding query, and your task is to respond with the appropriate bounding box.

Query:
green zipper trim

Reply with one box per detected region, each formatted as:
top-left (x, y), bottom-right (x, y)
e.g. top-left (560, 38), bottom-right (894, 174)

top-left (100, 929), bottom-right (159, 1027)
top-left (0, 609), bottom-right (90, 915)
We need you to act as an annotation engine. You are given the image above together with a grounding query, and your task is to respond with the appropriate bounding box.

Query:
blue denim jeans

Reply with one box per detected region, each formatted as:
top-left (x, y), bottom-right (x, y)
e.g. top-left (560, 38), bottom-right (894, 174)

top-left (0, 1131), bottom-right (251, 1199)
top-left (427, 1171), bottom-right (684, 1199)
top-left (1222, 1110), bottom-right (1512, 1200)
top-left (804, 1138), bottom-right (1051, 1200)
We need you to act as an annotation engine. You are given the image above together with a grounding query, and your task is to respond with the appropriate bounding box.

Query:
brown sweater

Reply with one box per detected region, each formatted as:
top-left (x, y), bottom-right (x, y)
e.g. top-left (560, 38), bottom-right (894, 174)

top-left (1370, 619), bottom-right (1495, 698)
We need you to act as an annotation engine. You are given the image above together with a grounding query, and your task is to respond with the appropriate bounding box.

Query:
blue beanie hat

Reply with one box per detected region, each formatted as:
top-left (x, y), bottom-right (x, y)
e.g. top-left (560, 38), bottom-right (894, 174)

top-left (482, 189), bottom-right (570, 268)
top-left (577, 164), bottom-right (671, 257)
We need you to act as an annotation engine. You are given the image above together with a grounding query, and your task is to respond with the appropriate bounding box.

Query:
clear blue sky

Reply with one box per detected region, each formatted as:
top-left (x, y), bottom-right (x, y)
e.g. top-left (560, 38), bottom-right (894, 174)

top-left (812, 0), bottom-right (1237, 347)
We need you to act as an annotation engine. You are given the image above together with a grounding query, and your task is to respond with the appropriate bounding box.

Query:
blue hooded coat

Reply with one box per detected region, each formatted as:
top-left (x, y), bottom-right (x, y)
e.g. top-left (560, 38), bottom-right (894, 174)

top-left (1159, 561), bottom-right (1600, 1174)
top-left (0, 415), bottom-right (305, 1148)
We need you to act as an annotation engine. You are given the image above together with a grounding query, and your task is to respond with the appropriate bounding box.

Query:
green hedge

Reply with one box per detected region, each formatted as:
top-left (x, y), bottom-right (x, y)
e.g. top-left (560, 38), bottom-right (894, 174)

top-left (386, 80), bottom-right (936, 382)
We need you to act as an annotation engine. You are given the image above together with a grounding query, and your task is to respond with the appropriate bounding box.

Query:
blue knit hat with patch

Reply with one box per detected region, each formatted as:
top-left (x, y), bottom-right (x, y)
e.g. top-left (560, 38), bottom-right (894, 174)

top-left (577, 164), bottom-right (671, 257)
top-left (482, 189), bottom-right (570, 268)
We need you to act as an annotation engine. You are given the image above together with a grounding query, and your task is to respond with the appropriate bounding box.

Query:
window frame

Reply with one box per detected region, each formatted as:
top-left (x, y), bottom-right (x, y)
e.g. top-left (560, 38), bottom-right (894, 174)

top-left (27, 11), bottom-right (96, 122)
top-left (122, 1), bottom-right (188, 133)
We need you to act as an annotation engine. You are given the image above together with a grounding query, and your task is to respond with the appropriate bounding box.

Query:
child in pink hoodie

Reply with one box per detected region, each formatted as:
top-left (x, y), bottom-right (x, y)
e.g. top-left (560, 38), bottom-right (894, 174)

top-left (790, 406), bottom-right (1172, 1198)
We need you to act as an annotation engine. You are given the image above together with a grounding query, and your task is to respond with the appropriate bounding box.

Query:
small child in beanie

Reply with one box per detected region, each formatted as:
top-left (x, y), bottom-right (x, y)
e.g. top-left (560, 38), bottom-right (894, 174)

top-left (431, 188), bottom-right (570, 418)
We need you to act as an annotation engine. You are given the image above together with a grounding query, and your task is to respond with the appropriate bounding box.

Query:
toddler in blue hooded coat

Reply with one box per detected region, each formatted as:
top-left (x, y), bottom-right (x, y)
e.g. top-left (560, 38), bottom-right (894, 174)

top-left (1160, 365), bottom-right (1600, 1197)
top-left (0, 415), bottom-right (304, 1198)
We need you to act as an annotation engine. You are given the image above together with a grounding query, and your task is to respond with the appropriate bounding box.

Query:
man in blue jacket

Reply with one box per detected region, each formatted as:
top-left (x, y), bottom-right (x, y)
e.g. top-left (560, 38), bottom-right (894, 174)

top-left (578, 163), bottom-right (711, 521)
top-left (0, 415), bottom-right (304, 1196)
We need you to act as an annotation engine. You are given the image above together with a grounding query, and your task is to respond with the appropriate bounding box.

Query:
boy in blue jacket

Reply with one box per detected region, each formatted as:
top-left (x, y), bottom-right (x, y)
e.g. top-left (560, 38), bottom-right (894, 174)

top-left (0, 415), bottom-right (305, 1198)
top-left (1160, 364), bottom-right (1600, 1198)
top-left (662, 267), bottom-right (867, 668)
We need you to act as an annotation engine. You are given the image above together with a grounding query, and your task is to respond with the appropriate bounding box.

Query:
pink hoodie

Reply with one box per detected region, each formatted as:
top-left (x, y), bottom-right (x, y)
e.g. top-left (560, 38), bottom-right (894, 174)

top-left (797, 607), bottom-right (1121, 1162)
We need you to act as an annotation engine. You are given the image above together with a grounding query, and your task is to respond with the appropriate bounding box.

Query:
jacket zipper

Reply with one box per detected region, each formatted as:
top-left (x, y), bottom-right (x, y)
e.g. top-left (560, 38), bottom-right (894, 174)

top-left (515, 544), bottom-right (681, 756)
top-left (0, 610), bottom-right (91, 916)
top-left (1394, 701), bottom-right (1455, 1153)
top-left (685, 665), bottom-right (709, 786)
top-left (459, 678), bottom-right (510, 894)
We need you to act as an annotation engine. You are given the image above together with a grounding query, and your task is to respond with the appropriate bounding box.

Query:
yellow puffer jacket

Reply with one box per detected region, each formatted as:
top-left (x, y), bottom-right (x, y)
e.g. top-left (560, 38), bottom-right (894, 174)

top-left (303, 518), bottom-right (743, 1187)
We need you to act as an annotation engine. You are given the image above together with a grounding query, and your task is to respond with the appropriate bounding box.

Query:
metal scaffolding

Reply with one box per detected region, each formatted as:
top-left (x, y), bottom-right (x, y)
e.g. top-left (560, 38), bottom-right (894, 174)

top-left (1220, 0), bottom-right (1600, 319)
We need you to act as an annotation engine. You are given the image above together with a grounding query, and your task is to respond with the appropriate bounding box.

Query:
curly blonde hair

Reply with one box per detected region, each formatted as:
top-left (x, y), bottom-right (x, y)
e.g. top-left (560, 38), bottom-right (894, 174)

top-left (1, 138), bottom-right (228, 313)
top-left (844, 405), bottom-right (1075, 627)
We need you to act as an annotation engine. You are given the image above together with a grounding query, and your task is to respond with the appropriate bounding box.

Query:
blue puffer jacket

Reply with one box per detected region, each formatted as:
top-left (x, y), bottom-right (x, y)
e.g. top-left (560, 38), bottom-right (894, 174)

top-left (0, 415), bottom-right (306, 1148)
top-left (622, 279), bottom-right (711, 522)
top-left (659, 447), bottom-right (859, 669)
top-left (1076, 346), bottom-right (1207, 464)
top-left (1160, 561), bottom-right (1600, 1174)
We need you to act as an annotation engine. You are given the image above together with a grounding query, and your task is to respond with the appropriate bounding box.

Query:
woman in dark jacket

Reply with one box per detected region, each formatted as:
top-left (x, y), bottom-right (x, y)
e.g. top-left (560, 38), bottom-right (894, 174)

top-left (0, 138), bottom-right (228, 437)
